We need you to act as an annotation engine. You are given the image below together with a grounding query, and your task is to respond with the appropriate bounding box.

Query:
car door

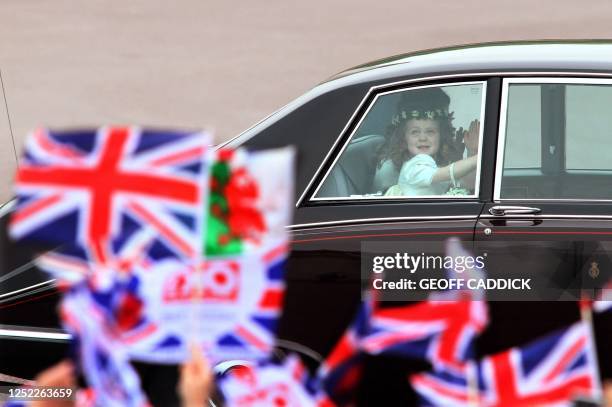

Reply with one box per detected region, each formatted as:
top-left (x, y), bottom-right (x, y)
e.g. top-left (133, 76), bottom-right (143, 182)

top-left (475, 77), bottom-right (612, 370)
top-left (277, 78), bottom-right (499, 356)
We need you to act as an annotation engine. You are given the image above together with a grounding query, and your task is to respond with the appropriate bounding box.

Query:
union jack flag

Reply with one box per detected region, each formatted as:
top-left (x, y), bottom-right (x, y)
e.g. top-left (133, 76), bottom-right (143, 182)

top-left (10, 126), bottom-right (210, 261)
top-left (361, 238), bottom-right (488, 372)
top-left (479, 321), bottom-right (601, 406)
top-left (218, 354), bottom-right (335, 407)
top-left (61, 283), bottom-right (150, 407)
top-left (409, 363), bottom-right (475, 406)
top-left (317, 298), bottom-right (372, 404)
top-left (36, 226), bottom-right (156, 287)
top-left (411, 322), bottom-right (602, 406)
top-left (439, 237), bottom-right (488, 301)
top-left (362, 299), bottom-right (487, 372)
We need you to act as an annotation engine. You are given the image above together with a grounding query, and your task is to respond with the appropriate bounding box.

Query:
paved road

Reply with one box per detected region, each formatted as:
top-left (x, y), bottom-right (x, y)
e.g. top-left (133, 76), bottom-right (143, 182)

top-left (2, 0), bottom-right (612, 200)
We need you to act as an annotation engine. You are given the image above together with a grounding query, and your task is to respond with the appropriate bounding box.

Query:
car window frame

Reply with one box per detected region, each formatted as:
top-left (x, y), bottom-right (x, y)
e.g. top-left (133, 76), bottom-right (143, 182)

top-left (494, 77), bottom-right (612, 203)
top-left (306, 79), bottom-right (488, 204)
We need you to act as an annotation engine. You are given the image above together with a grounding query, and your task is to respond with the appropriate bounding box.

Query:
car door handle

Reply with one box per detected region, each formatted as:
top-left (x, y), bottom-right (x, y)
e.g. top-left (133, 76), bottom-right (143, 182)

top-left (489, 205), bottom-right (541, 216)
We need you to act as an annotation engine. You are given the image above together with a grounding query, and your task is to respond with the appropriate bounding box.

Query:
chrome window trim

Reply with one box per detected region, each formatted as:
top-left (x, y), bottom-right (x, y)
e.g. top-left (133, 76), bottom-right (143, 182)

top-left (0, 326), bottom-right (70, 342)
top-left (294, 80), bottom-right (378, 206)
top-left (0, 279), bottom-right (55, 300)
top-left (297, 71), bottom-right (612, 208)
top-left (479, 214), bottom-right (612, 219)
top-left (307, 80), bottom-right (487, 203)
top-left (493, 78), bottom-right (510, 202)
top-left (288, 215), bottom-right (479, 230)
top-left (311, 195), bottom-right (476, 202)
top-left (494, 76), bottom-right (612, 202)
top-left (0, 198), bottom-right (16, 218)
top-left (492, 198), bottom-right (612, 203)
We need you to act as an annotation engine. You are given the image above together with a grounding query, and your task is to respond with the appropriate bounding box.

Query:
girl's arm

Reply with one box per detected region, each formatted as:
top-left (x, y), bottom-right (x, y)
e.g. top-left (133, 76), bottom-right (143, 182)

top-left (431, 155), bottom-right (478, 184)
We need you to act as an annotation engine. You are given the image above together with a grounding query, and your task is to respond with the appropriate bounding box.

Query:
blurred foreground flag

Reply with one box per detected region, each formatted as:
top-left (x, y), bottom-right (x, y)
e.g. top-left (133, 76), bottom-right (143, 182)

top-left (38, 146), bottom-right (295, 364)
top-left (124, 147), bottom-right (295, 363)
top-left (361, 300), bottom-right (487, 371)
top-left (593, 281), bottom-right (611, 313)
top-left (205, 147), bottom-right (293, 257)
top-left (318, 299), bottom-right (371, 404)
top-left (410, 322), bottom-right (602, 406)
top-left (360, 238), bottom-right (487, 371)
top-left (218, 355), bottom-right (334, 407)
top-left (10, 126), bottom-right (211, 260)
top-left (61, 284), bottom-right (150, 407)
top-left (126, 243), bottom-right (289, 363)
top-left (478, 321), bottom-right (601, 405)
top-left (409, 364), bottom-right (474, 407)
top-left (14, 131), bottom-right (295, 363)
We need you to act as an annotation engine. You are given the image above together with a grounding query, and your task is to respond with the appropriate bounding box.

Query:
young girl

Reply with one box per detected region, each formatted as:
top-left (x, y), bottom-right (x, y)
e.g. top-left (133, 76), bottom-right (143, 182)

top-left (375, 88), bottom-right (479, 197)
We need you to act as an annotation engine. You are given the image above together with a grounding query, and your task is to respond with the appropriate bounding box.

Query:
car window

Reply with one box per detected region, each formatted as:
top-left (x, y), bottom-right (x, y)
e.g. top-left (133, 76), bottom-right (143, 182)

top-left (504, 85), bottom-right (542, 169)
top-left (312, 82), bottom-right (486, 200)
top-left (499, 79), bottom-right (612, 200)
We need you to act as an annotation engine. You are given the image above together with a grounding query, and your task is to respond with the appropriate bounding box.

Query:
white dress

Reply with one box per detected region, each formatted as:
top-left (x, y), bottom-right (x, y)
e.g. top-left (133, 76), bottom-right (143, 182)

top-left (385, 154), bottom-right (450, 196)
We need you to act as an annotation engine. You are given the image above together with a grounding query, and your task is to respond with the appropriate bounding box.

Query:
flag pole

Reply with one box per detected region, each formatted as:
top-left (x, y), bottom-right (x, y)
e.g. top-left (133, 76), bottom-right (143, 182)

top-left (191, 142), bottom-right (212, 360)
top-left (466, 360), bottom-right (479, 407)
top-left (579, 296), bottom-right (603, 402)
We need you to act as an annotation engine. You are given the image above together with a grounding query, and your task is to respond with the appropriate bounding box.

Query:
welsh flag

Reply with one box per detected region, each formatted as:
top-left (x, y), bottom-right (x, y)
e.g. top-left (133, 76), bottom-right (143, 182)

top-left (205, 147), bottom-right (293, 258)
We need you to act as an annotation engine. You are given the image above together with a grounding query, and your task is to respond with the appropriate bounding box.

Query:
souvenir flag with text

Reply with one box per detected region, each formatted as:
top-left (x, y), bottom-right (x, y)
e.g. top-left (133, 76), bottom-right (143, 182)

top-left (61, 283), bottom-right (150, 407)
top-left (477, 322), bottom-right (601, 406)
top-left (219, 355), bottom-right (334, 407)
top-left (124, 242), bottom-right (289, 364)
top-left (10, 126), bottom-right (210, 261)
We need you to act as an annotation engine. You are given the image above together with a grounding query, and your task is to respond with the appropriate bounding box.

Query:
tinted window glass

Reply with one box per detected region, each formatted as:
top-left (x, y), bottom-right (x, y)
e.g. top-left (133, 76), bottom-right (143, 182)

top-left (314, 82), bottom-right (485, 200)
top-left (505, 85), bottom-right (541, 169)
top-left (566, 85), bottom-right (612, 170)
top-left (500, 81), bottom-right (612, 200)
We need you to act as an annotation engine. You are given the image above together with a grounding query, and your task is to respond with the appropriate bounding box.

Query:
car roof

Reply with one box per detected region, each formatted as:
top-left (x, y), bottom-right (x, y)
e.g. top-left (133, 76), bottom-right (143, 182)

top-left (223, 40), bottom-right (612, 149)
top-left (326, 40), bottom-right (612, 84)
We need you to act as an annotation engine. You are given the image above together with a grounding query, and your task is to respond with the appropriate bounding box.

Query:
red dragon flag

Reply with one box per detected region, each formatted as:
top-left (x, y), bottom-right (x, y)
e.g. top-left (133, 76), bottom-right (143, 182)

top-left (205, 147), bottom-right (293, 258)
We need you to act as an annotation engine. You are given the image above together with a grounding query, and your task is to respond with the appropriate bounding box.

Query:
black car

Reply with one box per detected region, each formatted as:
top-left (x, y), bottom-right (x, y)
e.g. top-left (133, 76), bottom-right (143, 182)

top-left (1, 40), bottom-right (611, 402)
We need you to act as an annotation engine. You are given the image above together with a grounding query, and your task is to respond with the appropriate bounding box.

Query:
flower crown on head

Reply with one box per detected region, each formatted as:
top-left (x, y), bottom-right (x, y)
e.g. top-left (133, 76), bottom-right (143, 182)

top-left (391, 108), bottom-right (453, 126)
